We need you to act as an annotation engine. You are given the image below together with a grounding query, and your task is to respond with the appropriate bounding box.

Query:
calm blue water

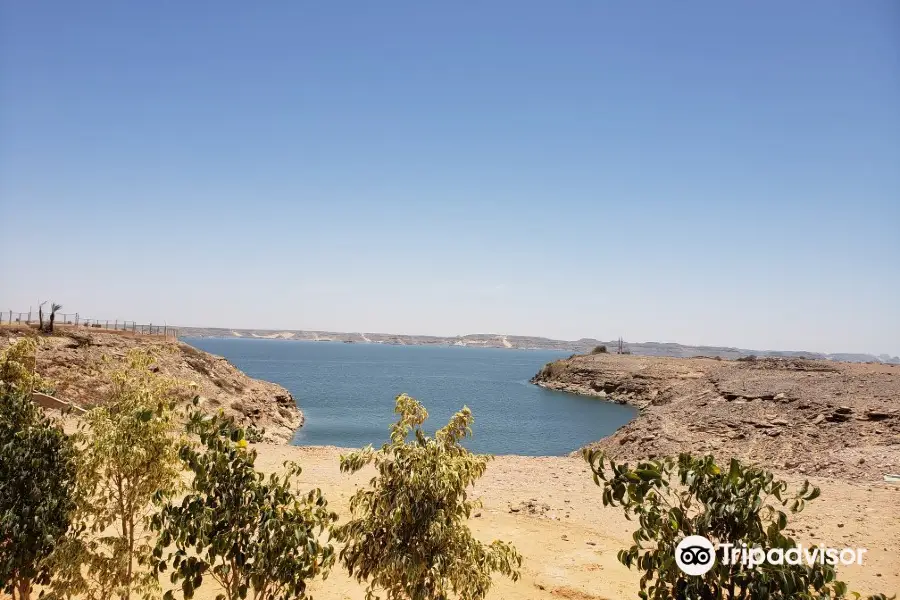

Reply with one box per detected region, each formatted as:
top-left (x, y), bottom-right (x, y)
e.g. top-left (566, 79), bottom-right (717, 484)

top-left (183, 338), bottom-right (637, 456)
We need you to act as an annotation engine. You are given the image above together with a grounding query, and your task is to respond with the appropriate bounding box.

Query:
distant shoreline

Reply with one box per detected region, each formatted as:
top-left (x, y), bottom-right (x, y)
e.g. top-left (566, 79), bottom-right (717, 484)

top-left (176, 326), bottom-right (899, 364)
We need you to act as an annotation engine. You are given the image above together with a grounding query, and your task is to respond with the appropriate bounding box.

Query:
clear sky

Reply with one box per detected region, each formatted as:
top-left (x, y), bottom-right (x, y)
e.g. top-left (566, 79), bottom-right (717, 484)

top-left (1, 2), bottom-right (898, 356)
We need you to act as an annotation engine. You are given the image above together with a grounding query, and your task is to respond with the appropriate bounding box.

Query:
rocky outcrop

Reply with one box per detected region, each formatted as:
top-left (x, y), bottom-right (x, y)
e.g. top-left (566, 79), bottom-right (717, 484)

top-left (1, 329), bottom-right (303, 442)
top-left (531, 354), bottom-right (900, 482)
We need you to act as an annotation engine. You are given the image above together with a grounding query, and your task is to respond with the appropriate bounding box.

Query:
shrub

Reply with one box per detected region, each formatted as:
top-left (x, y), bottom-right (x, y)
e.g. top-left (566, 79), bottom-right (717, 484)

top-left (0, 337), bottom-right (52, 394)
top-left (335, 394), bottom-right (522, 600)
top-left (0, 389), bottom-right (78, 600)
top-left (151, 400), bottom-right (337, 600)
top-left (52, 350), bottom-right (182, 600)
top-left (245, 424), bottom-right (266, 443)
top-left (592, 345), bottom-right (608, 354)
top-left (584, 451), bottom-right (893, 599)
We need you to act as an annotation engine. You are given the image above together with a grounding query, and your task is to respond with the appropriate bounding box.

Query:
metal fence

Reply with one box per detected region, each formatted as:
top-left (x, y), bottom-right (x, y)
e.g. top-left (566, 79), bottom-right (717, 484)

top-left (0, 310), bottom-right (178, 339)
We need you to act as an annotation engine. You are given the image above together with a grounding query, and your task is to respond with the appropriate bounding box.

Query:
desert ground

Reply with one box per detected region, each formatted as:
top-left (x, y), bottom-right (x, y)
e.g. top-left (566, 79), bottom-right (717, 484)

top-left (188, 444), bottom-right (898, 600)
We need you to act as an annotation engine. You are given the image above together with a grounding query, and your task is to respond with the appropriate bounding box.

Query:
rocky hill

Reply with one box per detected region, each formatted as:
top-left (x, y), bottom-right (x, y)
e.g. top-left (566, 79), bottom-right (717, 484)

top-left (531, 353), bottom-right (900, 481)
top-left (0, 327), bottom-right (302, 442)
top-left (176, 326), bottom-right (900, 363)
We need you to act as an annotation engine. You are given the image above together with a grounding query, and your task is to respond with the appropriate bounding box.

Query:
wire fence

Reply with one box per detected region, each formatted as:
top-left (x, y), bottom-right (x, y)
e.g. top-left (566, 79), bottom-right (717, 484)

top-left (0, 310), bottom-right (178, 340)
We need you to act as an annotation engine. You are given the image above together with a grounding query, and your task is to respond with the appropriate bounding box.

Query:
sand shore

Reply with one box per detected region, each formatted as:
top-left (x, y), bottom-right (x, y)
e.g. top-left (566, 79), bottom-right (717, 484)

top-left (201, 443), bottom-right (899, 600)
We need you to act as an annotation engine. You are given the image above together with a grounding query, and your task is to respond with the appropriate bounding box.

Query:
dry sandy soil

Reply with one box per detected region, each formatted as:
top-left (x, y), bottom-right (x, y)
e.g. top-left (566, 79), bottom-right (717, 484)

top-left (174, 444), bottom-right (898, 600)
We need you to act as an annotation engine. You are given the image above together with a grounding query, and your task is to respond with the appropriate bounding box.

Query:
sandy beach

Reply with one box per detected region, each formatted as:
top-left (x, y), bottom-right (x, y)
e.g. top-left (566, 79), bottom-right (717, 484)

top-left (204, 444), bottom-right (899, 600)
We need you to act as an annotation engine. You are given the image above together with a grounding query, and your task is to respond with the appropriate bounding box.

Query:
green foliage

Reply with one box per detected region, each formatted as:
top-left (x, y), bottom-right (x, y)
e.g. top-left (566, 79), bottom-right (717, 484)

top-left (584, 450), bottom-right (893, 600)
top-left (244, 424), bottom-right (266, 443)
top-left (151, 400), bottom-right (337, 600)
top-left (0, 337), bottom-right (53, 395)
top-left (336, 394), bottom-right (522, 600)
top-left (591, 345), bottom-right (608, 354)
top-left (0, 389), bottom-right (78, 600)
top-left (51, 350), bottom-right (182, 600)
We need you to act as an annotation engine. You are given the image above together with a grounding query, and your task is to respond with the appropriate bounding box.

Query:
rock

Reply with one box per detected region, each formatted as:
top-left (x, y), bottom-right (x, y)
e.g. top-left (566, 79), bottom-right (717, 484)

top-left (836, 407), bottom-right (853, 415)
top-left (865, 410), bottom-right (895, 421)
top-left (774, 393), bottom-right (786, 400)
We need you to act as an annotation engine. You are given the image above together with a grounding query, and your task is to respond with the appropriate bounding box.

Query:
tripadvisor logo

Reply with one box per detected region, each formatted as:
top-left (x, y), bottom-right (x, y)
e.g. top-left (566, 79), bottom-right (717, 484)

top-left (675, 536), bottom-right (716, 576)
top-left (675, 536), bottom-right (868, 576)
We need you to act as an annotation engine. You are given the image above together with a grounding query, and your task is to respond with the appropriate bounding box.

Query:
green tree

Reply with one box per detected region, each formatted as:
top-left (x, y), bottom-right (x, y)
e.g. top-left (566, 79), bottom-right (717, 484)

top-left (335, 394), bottom-right (522, 600)
top-left (584, 450), bottom-right (893, 600)
top-left (0, 336), bottom-right (52, 395)
top-left (0, 389), bottom-right (78, 600)
top-left (54, 350), bottom-right (183, 600)
top-left (151, 400), bottom-right (337, 600)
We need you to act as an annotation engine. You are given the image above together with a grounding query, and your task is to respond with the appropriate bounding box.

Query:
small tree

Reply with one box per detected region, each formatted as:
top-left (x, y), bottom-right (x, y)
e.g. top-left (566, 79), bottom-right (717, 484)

top-left (151, 400), bottom-right (337, 600)
top-left (336, 394), bottom-right (522, 600)
top-left (55, 350), bottom-right (183, 600)
top-left (584, 450), bottom-right (892, 600)
top-left (592, 345), bottom-right (608, 354)
top-left (48, 303), bottom-right (63, 333)
top-left (0, 336), bottom-right (54, 395)
top-left (0, 389), bottom-right (78, 600)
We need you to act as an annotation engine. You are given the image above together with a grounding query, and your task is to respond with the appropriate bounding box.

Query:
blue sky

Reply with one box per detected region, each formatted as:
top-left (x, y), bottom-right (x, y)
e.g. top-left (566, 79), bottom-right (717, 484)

top-left (1, 2), bottom-right (898, 355)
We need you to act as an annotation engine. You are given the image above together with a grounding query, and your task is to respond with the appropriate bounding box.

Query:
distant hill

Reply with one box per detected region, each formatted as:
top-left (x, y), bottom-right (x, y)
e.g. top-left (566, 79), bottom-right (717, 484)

top-left (175, 326), bottom-right (900, 364)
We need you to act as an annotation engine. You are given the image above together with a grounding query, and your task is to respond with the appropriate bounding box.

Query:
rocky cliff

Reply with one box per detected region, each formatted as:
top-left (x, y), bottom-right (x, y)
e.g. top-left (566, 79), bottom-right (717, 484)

top-left (1, 327), bottom-right (303, 442)
top-left (532, 353), bottom-right (900, 481)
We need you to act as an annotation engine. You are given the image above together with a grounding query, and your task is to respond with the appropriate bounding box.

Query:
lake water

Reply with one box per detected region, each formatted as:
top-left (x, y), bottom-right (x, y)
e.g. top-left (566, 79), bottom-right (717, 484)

top-left (183, 338), bottom-right (637, 456)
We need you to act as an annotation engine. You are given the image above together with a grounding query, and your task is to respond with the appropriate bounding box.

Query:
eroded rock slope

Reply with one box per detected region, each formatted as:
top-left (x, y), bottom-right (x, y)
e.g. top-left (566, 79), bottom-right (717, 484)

top-left (532, 354), bottom-right (899, 481)
top-left (1, 328), bottom-right (302, 442)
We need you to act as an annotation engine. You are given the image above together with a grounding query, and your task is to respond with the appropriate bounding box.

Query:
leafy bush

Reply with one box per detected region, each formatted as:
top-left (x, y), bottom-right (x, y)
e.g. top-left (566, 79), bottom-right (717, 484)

top-left (335, 394), bottom-right (522, 600)
top-left (0, 337), bottom-right (52, 394)
top-left (245, 424), bottom-right (266, 443)
top-left (51, 350), bottom-right (182, 600)
top-left (592, 345), bottom-right (608, 354)
top-left (0, 389), bottom-right (78, 600)
top-left (584, 451), bottom-right (893, 599)
top-left (151, 400), bottom-right (337, 600)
